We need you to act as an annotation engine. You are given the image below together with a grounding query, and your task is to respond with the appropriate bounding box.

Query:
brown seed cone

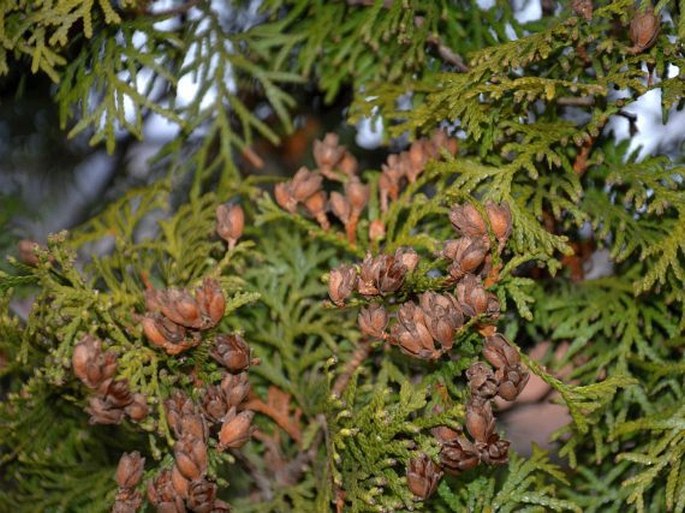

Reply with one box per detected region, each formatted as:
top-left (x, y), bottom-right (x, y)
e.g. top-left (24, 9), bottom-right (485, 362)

top-left (328, 264), bottom-right (357, 306)
top-left (195, 278), bottom-right (226, 329)
top-left (495, 364), bottom-right (530, 401)
top-left (147, 469), bottom-right (187, 513)
top-left (215, 203), bottom-right (244, 247)
top-left (274, 182), bottom-right (297, 213)
top-left (155, 288), bottom-right (202, 329)
top-left (442, 238), bottom-right (488, 279)
top-left (431, 129), bottom-right (459, 156)
top-left (466, 362), bottom-right (498, 400)
top-left (218, 408), bottom-right (255, 450)
top-left (378, 173), bottom-right (393, 213)
top-left (339, 151), bottom-right (359, 176)
top-left (17, 239), bottom-right (40, 267)
top-left (449, 203), bottom-right (487, 240)
top-left (345, 177), bottom-right (369, 215)
top-left (358, 304), bottom-right (389, 339)
top-left (87, 396), bottom-right (125, 425)
top-left (571, 0), bottom-right (593, 21)
top-left (478, 434), bottom-right (510, 465)
top-left (174, 436), bottom-right (208, 481)
top-left (485, 201), bottom-right (512, 247)
top-left (142, 313), bottom-right (187, 349)
top-left (485, 292), bottom-right (500, 318)
top-left (439, 435), bottom-right (480, 475)
top-left (406, 454), bottom-right (443, 500)
top-left (394, 247), bottom-right (419, 273)
top-left (418, 291), bottom-right (464, 351)
top-left (313, 133), bottom-right (345, 172)
top-left (465, 398), bottom-right (496, 443)
top-left (455, 274), bottom-right (489, 317)
top-left (431, 129), bottom-right (459, 157)
top-left (374, 254), bottom-right (407, 295)
top-left (171, 465), bottom-right (190, 499)
top-left (164, 391), bottom-right (197, 439)
top-left (180, 413), bottom-right (208, 444)
top-left (113, 488), bottom-right (143, 513)
top-left (116, 451), bottom-right (145, 489)
top-left (220, 372), bottom-right (251, 409)
top-left (303, 190), bottom-right (330, 229)
top-left (380, 161), bottom-right (403, 201)
top-left (290, 167), bottom-right (323, 202)
top-left (629, 8), bottom-right (660, 54)
top-left (101, 379), bottom-right (134, 409)
top-left (72, 335), bottom-right (118, 390)
top-left (397, 301), bottom-right (433, 350)
top-left (201, 385), bottom-right (229, 424)
top-left (407, 140), bottom-right (429, 175)
top-left (211, 334), bottom-right (251, 373)
top-left (329, 191), bottom-right (351, 224)
top-left (391, 302), bottom-right (440, 360)
top-left (482, 333), bottom-right (521, 369)
top-left (125, 393), bottom-right (149, 422)
top-left (431, 425), bottom-right (460, 444)
top-left (187, 479), bottom-right (218, 513)
top-left (86, 350), bottom-right (118, 390)
top-left (357, 254), bottom-right (380, 296)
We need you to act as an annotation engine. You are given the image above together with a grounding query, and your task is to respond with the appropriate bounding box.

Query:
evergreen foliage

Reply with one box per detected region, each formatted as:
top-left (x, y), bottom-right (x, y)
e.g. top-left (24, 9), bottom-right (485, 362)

top-left (2, 0), bottom-right (685, 512)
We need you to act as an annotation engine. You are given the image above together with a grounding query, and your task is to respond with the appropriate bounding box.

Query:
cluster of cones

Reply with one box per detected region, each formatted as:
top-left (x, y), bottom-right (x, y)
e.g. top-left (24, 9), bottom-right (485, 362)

top-left (328, 247), bottom-right (419, 304)
top-left (72, 335), bottom-right (148, 425)
top-left (274, 130), bottom-right (458, 243)
top-left (326, 199), bottom-right (533, 500)
top-left (146, 393), bottom-right (230, 512)
top-left (142, 201), bottom-right (246, 356)
top-left (142, 278), bottom-right (226, 355)
top-left (145, 334), bottom-right (256, 513)
top-left (113, 452), bottom-right (145, 513)
top-left (329, 201), bottom-right (512, 361)
top-left (406, 332), bottom-right (531, 500)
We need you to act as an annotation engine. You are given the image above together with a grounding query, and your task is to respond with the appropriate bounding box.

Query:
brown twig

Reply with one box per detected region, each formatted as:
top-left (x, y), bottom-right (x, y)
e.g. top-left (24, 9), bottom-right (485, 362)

top-left (426, 34), bottom-right (469, 72)
top-left (332, 338), bottom-right (373, 398)
top-left (244, 397), bottom-right (302, 444)
top-left (557, 96), bottom-right (595, 107)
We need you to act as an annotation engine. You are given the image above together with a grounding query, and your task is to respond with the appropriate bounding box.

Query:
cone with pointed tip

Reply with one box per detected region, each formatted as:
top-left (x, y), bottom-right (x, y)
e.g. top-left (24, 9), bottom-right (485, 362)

top-left (72, 335), bottom-right (118, 390)
top-left (290, 167), bottom-right (323, 202)
top-left (358, 304), bottom-right (389, 339)
top-left (147, 469), bottom-right (186, 513)
top-left (216, 203), bottom-right (244, 249)
top-left (466, 362), bottom-right (498, 400)
top-left (188, 479), bottom-right (219, 513)
top-left (406, 454), bottom-right (443, 499)
top-left (211, 334), bottom-right (251, 373)
top-left (174, 435), bottom-right (208, 481)
top-left (465, 398), bottom-right (496, 443)
top-left (439, 434), bottom-right (480, 475)
top-left (313, 133), bottom-right (345, 173)
top-left (195, 278), bottom-right (225, 329)
top-left (116, 451), bottom-right (145, 489)
top-left (328, 265), bottom-right (357, 306)
top-left (629, 7), bottom-right (659, 54)
top-left (218, 408), bottom-right (255, 450)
